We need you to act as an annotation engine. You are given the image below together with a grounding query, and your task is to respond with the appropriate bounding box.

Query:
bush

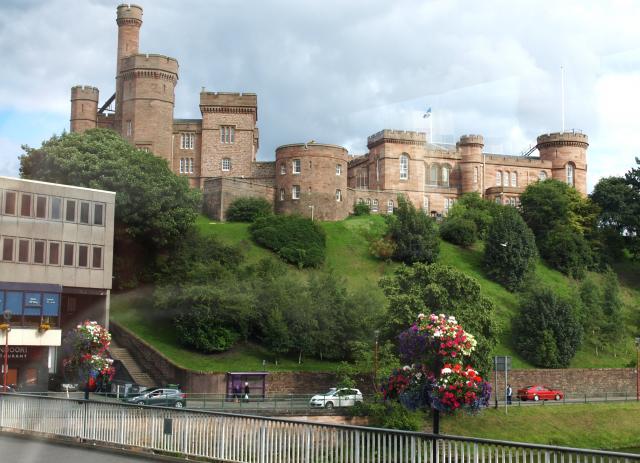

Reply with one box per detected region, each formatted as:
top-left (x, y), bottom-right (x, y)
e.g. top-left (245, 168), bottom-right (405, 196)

top-left (440, 216), bottom-right (477, 247)
top-left (513, 286), bottom-right (583, 368)
top-left (250, 215), bottom-right (326, 268)
top-left (175, 308), bottom-right (240, 353)
top-left (539, 224), bottom-right (593, 279)
top-left (226, 197), bottom-right (272, 222)
top-left (483, 206), bottom-right (537, 290)
top-left (354, 401), bottom-right (425, 431)
top-left (369, 237), bottom-right (396, 260)
top-left (353, 202), bottom-right (371, 216)
top-left (388, 196), bottom-right (439, 265)
top-left (447, 193), bottom-right (499, 239)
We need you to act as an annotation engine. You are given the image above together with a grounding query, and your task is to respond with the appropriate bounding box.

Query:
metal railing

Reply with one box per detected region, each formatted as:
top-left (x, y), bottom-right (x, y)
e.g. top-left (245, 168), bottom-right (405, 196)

top-left (0, 393), bottom-right (638, 463)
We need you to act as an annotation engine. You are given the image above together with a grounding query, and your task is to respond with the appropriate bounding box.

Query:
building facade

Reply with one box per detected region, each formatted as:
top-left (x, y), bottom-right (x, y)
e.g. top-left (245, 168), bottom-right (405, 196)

top-left (70, 4), bottom-right (588, 221)
top-left (0, 177), bottom-right (115, 391)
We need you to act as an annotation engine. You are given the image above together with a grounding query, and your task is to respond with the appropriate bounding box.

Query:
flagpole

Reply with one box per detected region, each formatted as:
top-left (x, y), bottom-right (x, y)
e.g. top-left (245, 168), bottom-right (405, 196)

top-left (429, 110), bottom-right (433, 142)
top-left (561, 65), bottom-right (565, 132)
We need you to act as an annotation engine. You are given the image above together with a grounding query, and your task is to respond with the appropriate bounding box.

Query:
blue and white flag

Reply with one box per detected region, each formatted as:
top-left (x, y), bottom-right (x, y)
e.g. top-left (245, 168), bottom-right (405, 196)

top-left (423, 107), bottom-right (432, 118)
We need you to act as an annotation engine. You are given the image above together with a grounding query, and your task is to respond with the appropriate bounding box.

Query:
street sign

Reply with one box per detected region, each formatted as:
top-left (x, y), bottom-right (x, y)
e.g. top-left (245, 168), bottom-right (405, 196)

top-left (494, 356), bottom-right (511, 371)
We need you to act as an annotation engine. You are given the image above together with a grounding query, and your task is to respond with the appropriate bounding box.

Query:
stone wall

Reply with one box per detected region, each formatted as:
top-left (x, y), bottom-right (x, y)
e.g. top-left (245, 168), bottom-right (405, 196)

top-left (203, 177), bottom-right (275, 221)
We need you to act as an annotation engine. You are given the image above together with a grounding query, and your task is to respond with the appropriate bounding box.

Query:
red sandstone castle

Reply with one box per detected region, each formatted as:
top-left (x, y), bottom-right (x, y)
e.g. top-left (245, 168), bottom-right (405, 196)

top-left (70, 4), bottom-right (588, 221)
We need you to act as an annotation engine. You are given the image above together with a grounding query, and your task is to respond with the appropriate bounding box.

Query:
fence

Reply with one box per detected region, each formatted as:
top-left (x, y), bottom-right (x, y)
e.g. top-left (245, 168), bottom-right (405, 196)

top-left (0, 393), bottom-right (638, 463)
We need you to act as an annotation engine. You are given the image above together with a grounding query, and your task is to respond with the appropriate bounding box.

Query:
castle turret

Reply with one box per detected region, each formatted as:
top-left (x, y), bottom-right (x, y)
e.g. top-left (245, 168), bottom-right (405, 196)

top-left (70, 85), bottom-right (99, 133)
top-left (457, 134), bottom-right (484, 194)
top-left (115, 4), bottom-right (143, 127)
top-left (536, 132), bottom-right (588, 195)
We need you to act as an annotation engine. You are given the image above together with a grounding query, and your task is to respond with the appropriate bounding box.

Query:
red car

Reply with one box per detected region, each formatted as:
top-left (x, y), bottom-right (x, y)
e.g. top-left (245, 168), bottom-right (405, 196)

top-left (517, 385), bottom-right (563, 401)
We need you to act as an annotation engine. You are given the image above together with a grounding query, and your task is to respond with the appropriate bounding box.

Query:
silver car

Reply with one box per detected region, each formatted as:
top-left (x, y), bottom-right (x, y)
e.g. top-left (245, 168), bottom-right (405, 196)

top-left (309, 388), bottom-right (363, 409)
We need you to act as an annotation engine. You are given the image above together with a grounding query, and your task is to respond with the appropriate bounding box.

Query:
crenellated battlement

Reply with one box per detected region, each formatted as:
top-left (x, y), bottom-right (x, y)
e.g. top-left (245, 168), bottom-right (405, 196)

top-left (116, 4), bottom-right (143, 25)
top-left (367, 129), bottom-right (426, 148)
top-left (537, 131), bottom-right (589, 148)
top-left (71, 85), bottom-right (99, 99)
top-left (458, 134), bottom-right (484, 146)
top-left (120, 53), bottom-right (178, 74)
top-left (199, 91), bottom-right (258, 108)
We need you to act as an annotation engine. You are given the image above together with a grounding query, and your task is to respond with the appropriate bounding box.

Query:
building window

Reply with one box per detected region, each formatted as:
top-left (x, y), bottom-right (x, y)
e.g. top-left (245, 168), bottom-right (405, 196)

top-left (387, 200), bottom-right (394, 214)
top-left (292, 159), bottom-right (301, 174)
top-left (94, 203), bottom-right (104, 226)
top-left (372, 199), bottom-right (379, 212)
top-left (279, 188), bottom-right (285, 201)
top-left (78, 245), bottom-right (89, 268)
top-left (92, 246), bottom-right (103, 269)
top-left (180, 158), bottom-right (194, 174)
top-left (336, 164), bottom-right (342, 176)
top-left (473, 166), bottom-right (478, 184)
top-left (220, 126), bottom-right (235, 144)
top-left (4, 191), bottom-right (16, 215)
top-left (188, 158), bottom-right (194, 173)
top-left (503, 171), bottom-right (509, 187)
top-left (566, 163), bottom-right (575, 187)
top-left (80, 201), bottom-right (90, 224)
top-left (33, 240), bottom-right (45, 264)
top-left (280, 163), bottom-right (286, 175)
top-left (50, 197), bottom-right (62, 220)
top-left (292, 185), bottom-right (300, 200)
top-left (496, 171), bottom-right (502, 186)
top-left (18, 239), bottom-right (29, 263)
top-left (442, 166), bottom-right (450, 186)
top-left (179, 158), bottom-right (185, 174)
top-left (509, 197), bottom-right (517, 206)
top-left (222, 158), bottom-right (231, 171)
top-left (63, 243), bottom-right (75, 266)
top-left (356, 169), bottom-right (369, 189)
top-left (336, 189), bottom-right (342, 202)
top-left (48, 242), bottom-right (60, 266)
top-left (65, 199), bottom-right (76, 222)
top-left (495, 197), bottom-right (501, 204)
top-left (539, 171), bottom-right (547, 181)
top-left (511, 172), bottom-right (517, 187)
top-left (423, 196), bottom-right (429, 212)
top-left (429, 164), bottom-right (439, 185)
top-left (180, 133), bottom-right (195, 150)
top-left (126, 120), bottom-right (132, 136)
top-left (2, 237), bottom-right (14, 261)
top-left (400, 154), bottom-right (409, 180)
top-left (20, 193), bottom-right (32, 217)
top-left (36, 196), bottom-right (47, 219)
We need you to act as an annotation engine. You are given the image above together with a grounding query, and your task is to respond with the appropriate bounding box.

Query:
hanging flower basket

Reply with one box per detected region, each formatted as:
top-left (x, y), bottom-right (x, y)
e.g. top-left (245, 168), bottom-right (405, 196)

top-left (0, 323), bottom-right (9, 331)
top-left (38, 323), bottom-right (51, 332)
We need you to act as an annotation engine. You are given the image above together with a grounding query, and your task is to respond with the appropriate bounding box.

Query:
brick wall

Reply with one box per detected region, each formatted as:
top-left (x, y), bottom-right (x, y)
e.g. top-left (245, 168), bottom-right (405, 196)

top-left (203, 177), bottom-right (275, 221)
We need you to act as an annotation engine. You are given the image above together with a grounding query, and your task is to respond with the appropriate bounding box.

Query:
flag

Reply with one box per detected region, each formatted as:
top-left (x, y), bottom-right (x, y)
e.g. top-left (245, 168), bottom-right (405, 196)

top-left (423, 107), bottom-right (432, 119)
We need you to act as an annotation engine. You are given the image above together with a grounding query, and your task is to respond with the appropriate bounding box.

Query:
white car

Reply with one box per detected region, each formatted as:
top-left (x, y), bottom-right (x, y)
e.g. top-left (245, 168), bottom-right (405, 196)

top-left (309, 388), bottom-right (363, 409)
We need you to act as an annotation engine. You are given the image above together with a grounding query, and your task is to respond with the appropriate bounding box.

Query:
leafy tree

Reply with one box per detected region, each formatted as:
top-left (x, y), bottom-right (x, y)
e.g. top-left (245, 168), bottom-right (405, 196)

top-left (388, 195), bottom-right (439, 265)
top-left (353, 202), bottom-right (371, 216)
top-left (539, 224), bottom-right (592, 279)
top-left (624, 158), bottom-right (640, 258)
top-left (19, 129), bottom-right (201, 286)
top-left (439, 216), bottom-right (477, 247)
top-left (483, 206), bottom-right (537, 290)
top-left (600, 267), bottom-right (624, 355)
top-left (513, 287), bottom-right (583, 368)
top-left (578, 277), bottom-right (605, 355)
top-left (446, 192), bottom-right (499, 239)
top-left (225, 197), bottom-right (272, 222)
top-left (379, 263), bottom-right (497, 374)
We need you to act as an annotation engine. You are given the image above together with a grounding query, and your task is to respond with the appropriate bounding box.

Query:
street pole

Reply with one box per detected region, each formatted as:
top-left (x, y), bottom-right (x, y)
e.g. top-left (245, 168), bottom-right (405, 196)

top-left (3, 327), bottom-right (8, 390)
top-left (494, 357), bottom-right (498, 409)
top-left (635, 337), bottom-right (640, 401)
top-left (373, 330), bottom-right (379, 391)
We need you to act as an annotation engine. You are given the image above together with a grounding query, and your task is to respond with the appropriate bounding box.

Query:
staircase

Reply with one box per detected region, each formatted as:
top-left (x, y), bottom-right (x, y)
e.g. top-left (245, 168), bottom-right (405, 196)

top-left (109, 340), bottom-right (155, 387)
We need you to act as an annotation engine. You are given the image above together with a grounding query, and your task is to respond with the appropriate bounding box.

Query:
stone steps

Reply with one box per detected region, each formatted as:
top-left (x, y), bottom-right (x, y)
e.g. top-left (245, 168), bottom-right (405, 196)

top-left (109, 342), bottom-right (155, 387)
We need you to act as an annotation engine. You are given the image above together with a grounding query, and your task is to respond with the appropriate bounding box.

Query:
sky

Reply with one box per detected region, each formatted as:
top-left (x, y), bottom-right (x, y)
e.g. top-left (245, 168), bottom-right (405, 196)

top-left (1, 0), bottom-right (640, 191)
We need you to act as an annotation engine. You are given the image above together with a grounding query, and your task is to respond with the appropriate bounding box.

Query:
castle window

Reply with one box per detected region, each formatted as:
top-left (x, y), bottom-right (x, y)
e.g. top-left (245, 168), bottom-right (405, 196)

top-left (280, 164), bottom-right (286, 175)
top-left (511, 172), bottom-right (517, 187)
top-left (179, 158), bottom-right (185, 174)
top-left (495, 197), bottom-right (501, 204)
top-left (444, 198), bottom-right (455, 214)
top-left (336, 164), bottom-right (342, 176)
top-left (423, 196), bottom-right (429, 212)
top-left (180, 133), bottom-right (195, 150)
top-left (336, 189), bottom-right (342, 202)
top-left (356, 169), bottom-right (368, 189)
top-left (358, 198), bottom-right (364, 204)
top-left (222, 158), bottom-right (231, 172)
top-left (387, 200), bottom-right (394, 214)
top-left (126, 120), bottom-right (132, 136)
top-left (509, 197), bottom-right (517, 207)
top-left (566, 163), bottom-right (575, 187)
top-left (3, 191), bottom-right (16, 215)
top-left (400, 154), bottom-right (409, 180)
top-left (503, 171), bottom-right (509, 187)
top-left (279, 189), bottom-right (285, 201)
top-left (180, 158), bottom-right (194, 174)
top-left (220, 126), bottom-right (235, 144)
top-left (188, 158), bottom-right (194, 173)
top-left (496, 171), bottom-right (502, 186)
top-left (292, 185), bottom-right (300, 200)
top-left (539, 171), bottom-right (547, 181)
top-left (441, 165), bottom-right (450, 186)
top-left (473, 166), bottom-right (478, 184)
top-left (372, 199), bottom-right (379, 212)
top-left (292, 159), bottom-right (301, 174)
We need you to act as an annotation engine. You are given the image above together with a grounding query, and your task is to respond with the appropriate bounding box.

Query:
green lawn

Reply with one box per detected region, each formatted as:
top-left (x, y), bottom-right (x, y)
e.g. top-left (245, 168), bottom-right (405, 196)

top-left (112, 214), bottom-right (640, 372)
top-left (442, 402), bottom-right (640, 450)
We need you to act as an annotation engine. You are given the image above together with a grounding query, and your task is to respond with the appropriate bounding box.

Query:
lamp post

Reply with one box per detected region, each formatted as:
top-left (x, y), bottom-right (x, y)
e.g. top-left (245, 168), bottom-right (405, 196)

top-left (2, 310), bottom-right (12, 391)
top-left (308, 205), bottom-right (314, 221)
top-left (635, 337), bottom-right (640, 401)
top-left (373, 330), bottom-right (380, 391)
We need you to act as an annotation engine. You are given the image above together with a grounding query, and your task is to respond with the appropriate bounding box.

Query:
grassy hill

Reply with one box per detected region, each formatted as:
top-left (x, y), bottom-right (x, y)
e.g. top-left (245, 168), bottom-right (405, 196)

top-left (111, 214), bottom-right (640, 372)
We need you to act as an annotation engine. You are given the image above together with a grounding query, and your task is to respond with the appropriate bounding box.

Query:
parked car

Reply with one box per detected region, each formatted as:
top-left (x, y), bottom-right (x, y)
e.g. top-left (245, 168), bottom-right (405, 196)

top-left (126, 387), bottom-right (187, 408)
top-left (517, 385), bottom-right (563, 401)
top-left (309, 388), bottom-right (363, 409)
top-left (0, 385), bottom-right (15, 393)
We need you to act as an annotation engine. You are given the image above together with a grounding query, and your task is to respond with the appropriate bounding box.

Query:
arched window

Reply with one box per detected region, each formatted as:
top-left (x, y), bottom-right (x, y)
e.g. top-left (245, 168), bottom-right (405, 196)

top-left (511, 172), bottom-right (517, 187)
top-left (429, 164), bottom-right (439, 185)
top-left (566, 163), bottom-right (575, 187)
top-left (279, 189), bottom-right (285, 201)
top-left (280, 163), bottom-right (286, 175)
top-left (503, 171), bottom-right (509, 187)
top-left (358, 198), bottom-right (364, 204)
top-left (372, 199), bottom-right (379, 212)
top-left (400, 154), bottom-right (409, 180)
top-left (335, 189), bottom-right (342, 202)
top-left (442, 165), bottom-right (450, 186)
top-left (496, 171), bottom-right (502, 186)
top-left (473, 166), bottom-right (478, 184)
top-left (539, 171), bottom-right (547, 181)
top-left (387, 200), bottom-right (394, 214)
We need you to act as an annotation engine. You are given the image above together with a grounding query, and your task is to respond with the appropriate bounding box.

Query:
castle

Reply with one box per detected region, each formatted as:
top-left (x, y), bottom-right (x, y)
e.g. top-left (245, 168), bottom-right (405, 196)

top-left (70, 4), bottom-right (588, 221)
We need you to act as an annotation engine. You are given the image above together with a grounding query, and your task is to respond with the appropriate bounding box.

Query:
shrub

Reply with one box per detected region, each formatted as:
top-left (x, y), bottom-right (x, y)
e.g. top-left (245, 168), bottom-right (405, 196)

top-left (483, 206), bottom-right (537, 290)
top-left (539, 224), bottom-right (593, 279)
top-left (175, 307), bottom-right (240, 353)
top-left (369, 236), bottom-right (396, 260)
top-left (439, 216), bottom-right (477, 247)
top-left (356, 401), bottom-right (425, 431)
top-left (388, 196), bottom-right (439, 265)
top-left (250, 215), bottom-right (326, 268)
top-left (353, 202), bottom-right (371, 216)
top-left (226, 197), bottom-right (272, 222)
top-left (447, 193), bottom-right (499, 239)
top-left (513, 286), bottom-right (583, 368)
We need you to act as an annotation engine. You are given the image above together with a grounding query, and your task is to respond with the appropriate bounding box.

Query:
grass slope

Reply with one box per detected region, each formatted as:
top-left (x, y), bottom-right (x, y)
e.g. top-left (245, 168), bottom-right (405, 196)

top-left (111, 214), bottom-right (640, 372)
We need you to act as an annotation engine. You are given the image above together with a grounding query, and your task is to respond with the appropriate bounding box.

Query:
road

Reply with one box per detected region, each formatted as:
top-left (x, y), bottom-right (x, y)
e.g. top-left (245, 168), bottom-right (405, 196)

top-left (0, 434), bottom-right (158, 463)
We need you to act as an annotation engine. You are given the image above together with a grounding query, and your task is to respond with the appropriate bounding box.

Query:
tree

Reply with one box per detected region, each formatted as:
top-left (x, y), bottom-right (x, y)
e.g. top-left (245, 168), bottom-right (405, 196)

top-left (388, 195), bottom-right (439, 265)
top-left (483, 206), bottom-right (537, 290)
top-left (226, 197), bottom-right (272, 222)
top-left (539, 224), bottom-right (593, 279)
top-left (19, 129), bottom-right (201, 286)
top-left (379, 263), bottom-right (497, 374)
top-left (446, 193), bottom-right (499, 239)
top-left (600, 267), bottom-right (624, 355)
top-left (439, 216), bottom-right (477, 247)
top-left (513, 287), bottom-right (583, 368)
top-left (578, 277), bottom-right (605, 356)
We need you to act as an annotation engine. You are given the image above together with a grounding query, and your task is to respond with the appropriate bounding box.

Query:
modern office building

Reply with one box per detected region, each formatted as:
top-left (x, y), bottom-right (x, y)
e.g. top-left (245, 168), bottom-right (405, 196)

top-left (0, 177), bottom-right (115, 391)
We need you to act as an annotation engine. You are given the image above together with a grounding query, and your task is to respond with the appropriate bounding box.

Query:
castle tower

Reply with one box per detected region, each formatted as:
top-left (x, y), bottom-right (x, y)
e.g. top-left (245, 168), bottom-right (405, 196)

top-left (275, 143), bottom-right (349, 221)
top-left (536, 132), bottom-right (588, 195)
top-left (457, 134), bottom-right (484, 194)
top-left (70, 85), bottom-right (99, 133)
top-left (115, 4), bottom-right (143, 127)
